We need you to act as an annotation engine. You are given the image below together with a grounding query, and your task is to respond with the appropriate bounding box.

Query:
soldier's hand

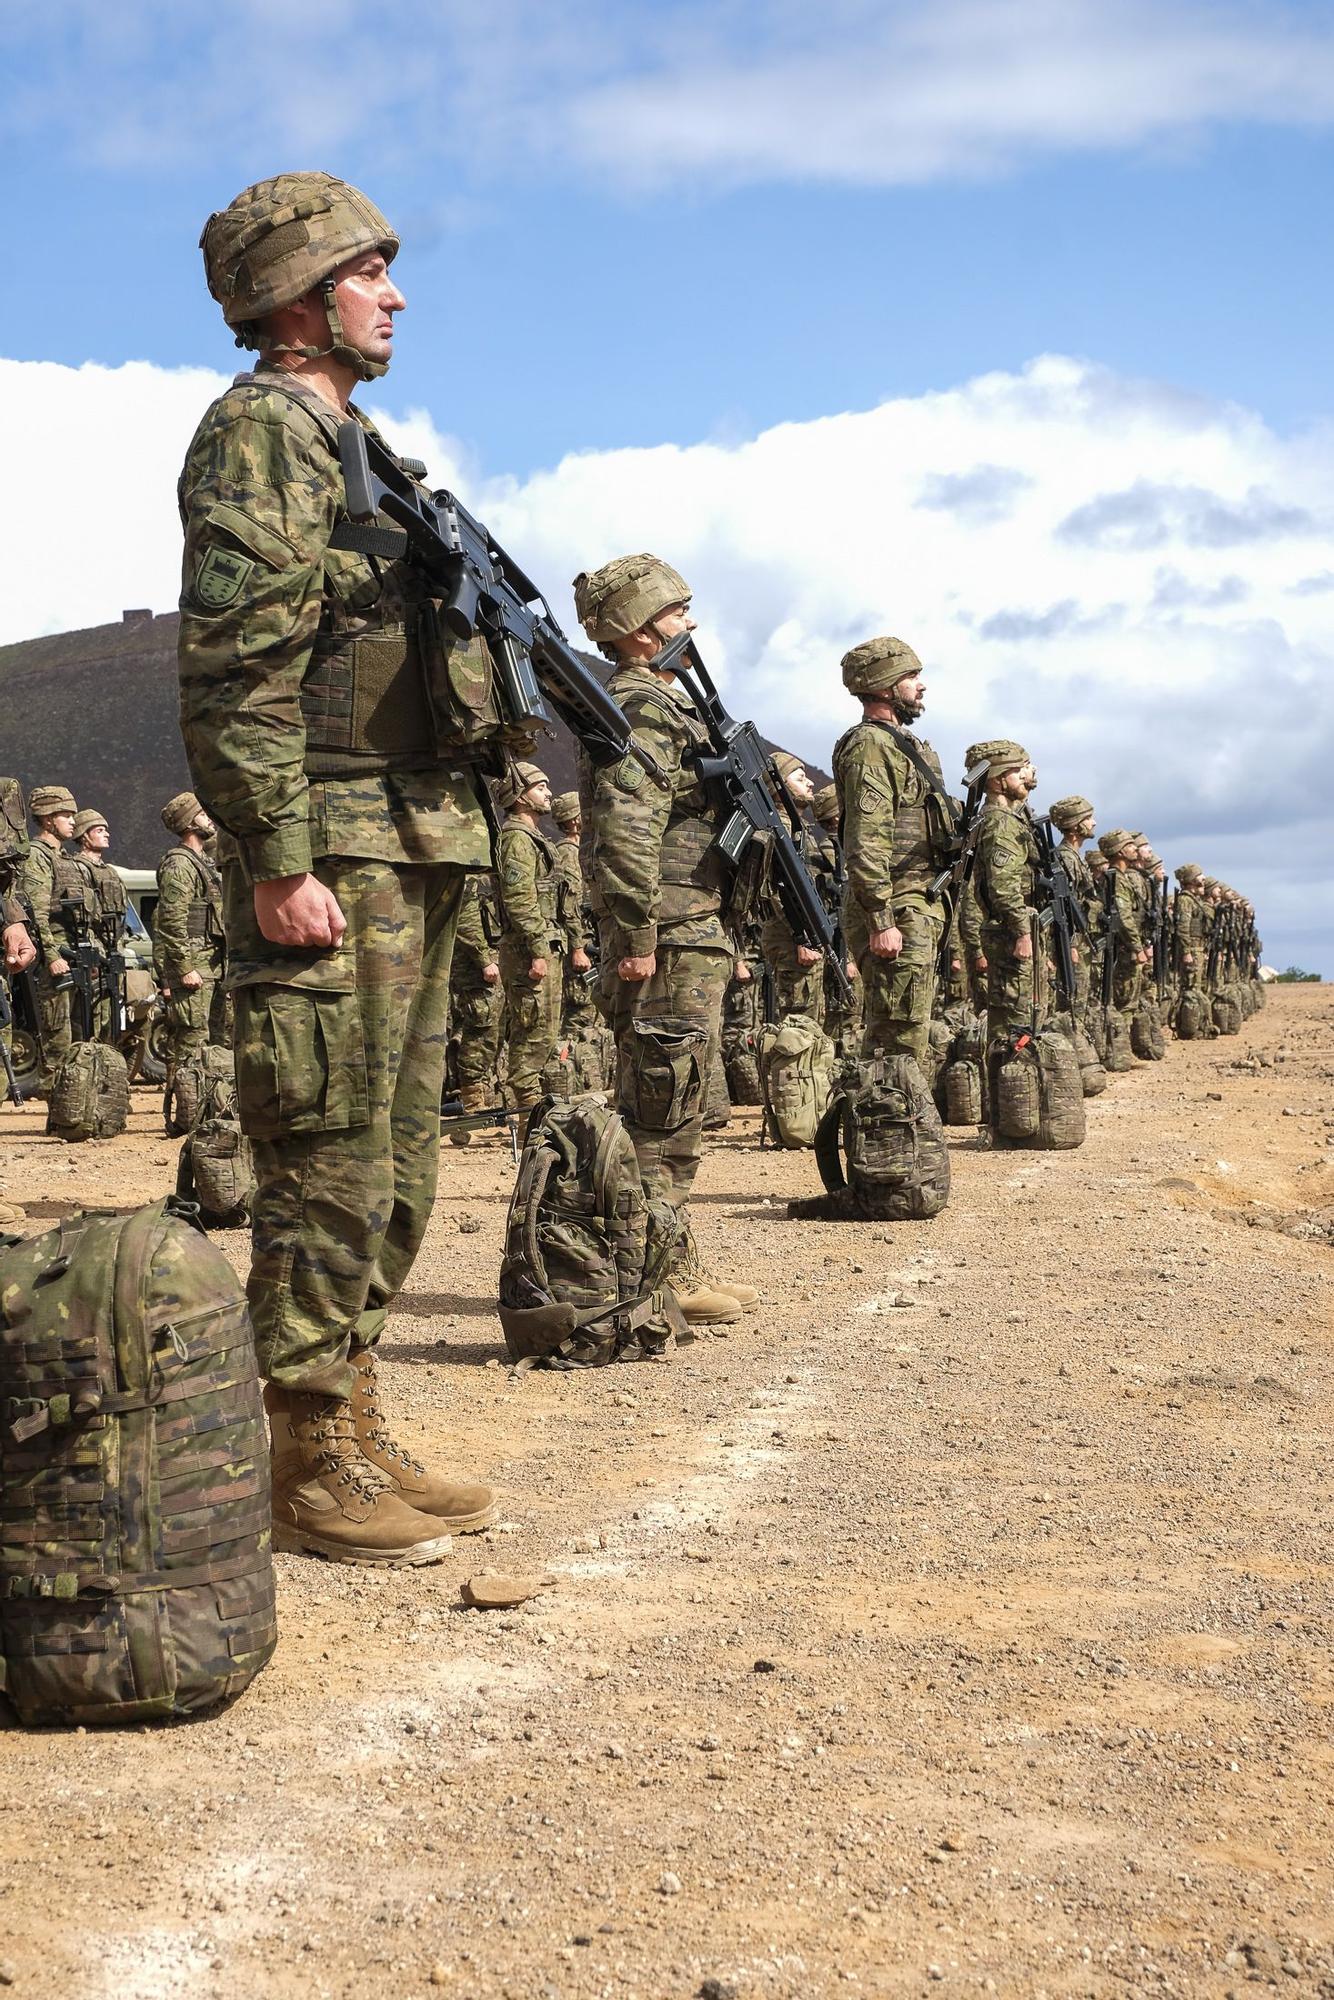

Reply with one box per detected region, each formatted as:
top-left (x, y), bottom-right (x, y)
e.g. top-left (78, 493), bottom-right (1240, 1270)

top-left (796, 945), bottom-right (821, 967)
top-left (571, 947), bottom-right (592, 973)
top-left (972, 952), bottom-right (988, 974)
top-left (1071, 946), bottom-right (1080, 965)
top-left (182, 969), bottom-right (204, 992)
top-left (254, 873), bottom-right (347, 950)
top-left (868, 925), bottom-right (903, 960)
top-left (1012, 933), bottom-right (1033, 960)
top-left (4, 923), bottom-right (36, 973)
top-left (1137, 947), bottom-right (1150, 965)
top-left (846, 958), bottom-right (858, 981)
top-left (527, 957), bottom-right (547, 983)
top-left (619, 952), bottom-right (656, 982)
top-left (482, 962), bottom-right (500, 984)
top-left (733, 960), bottom-right (752, 983)
top-left (48, 955), bottom-right (70, 978)
top-left (1184, 953), bottom-right (1195, 968)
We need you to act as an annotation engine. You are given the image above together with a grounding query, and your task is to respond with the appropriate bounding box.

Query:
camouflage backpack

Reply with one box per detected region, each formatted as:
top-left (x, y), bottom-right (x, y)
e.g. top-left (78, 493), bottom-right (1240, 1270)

top-left (0, 1197), bottom-right (276, 1726)
top-left (176, 1063), bottom-right (255, 1228)
top-left (790, 1055), bottom-right (951, 1222)
top-left (164, 1044), bottom-right (235, 1138)
top-left (757, 1013), bottom-right (836, 1149)
top-left (540, 1020), bottom-right (616, 1102)
top-left (722, 1023), bottom-right (763, 1106)
top-left (497, 1094), bottom-right (687, 1369)
top-left (1095, 1003), bottom-right (1135, 1072)
top-left (991, 1027), bottom-right (1086, 1150)
top-left (939, 1013), bottom-right (985, 1127)
top-left (1212, 987), bottom-right (1242, 1036)
top-left (1131, 1001), bottom-right (1165, 1062)
top-left (1052, 1010), bottom-right (1107, 1097)
top-left (1175, 989), bottom-right (1210, 1040)
top-left (46, 1043), bottom-right (130, 1143)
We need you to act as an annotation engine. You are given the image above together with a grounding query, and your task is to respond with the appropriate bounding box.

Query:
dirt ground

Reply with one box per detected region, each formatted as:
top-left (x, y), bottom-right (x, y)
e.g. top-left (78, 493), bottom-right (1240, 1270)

top-left (1, 986), bottom-right (1331, 2000)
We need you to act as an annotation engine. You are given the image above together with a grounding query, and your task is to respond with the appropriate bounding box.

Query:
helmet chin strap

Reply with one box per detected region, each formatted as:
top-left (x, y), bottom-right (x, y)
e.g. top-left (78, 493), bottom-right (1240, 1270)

top-left (261, 279), bottom-right (389, 382)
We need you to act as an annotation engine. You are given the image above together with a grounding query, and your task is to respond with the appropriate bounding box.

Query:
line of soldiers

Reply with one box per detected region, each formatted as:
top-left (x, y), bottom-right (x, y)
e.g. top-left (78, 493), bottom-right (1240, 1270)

top-left (0, 780), bottom-right (232, 1096)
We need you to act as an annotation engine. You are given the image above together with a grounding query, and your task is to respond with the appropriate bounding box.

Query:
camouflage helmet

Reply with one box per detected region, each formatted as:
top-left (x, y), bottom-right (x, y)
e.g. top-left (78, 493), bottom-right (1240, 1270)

top-left (573, 555), bottom-right (690, 645)
top-left (200, 172), bottom-right (399, 375)
top-left (812, 782), bottom-right (839, 825)
top-left (964, 739), bottom-right (1029, 785)
top-left (1098, 828), bottom-right (1136, 859)
top-left (771, 751), bottom-right (806, 781)
top-left (1175, 862), bottom-right (1203, 884)
top-left (29, 785), bottom-right (77, 820)
top-left (550, 790), bottom-right (581, 826)
top-left (840, 636), bottom-right (922, 696)
top-left (1048, 794), bottom-right (1094, 830)
top-left (1086, 847), bottom-right (1109, 870)
top-left (71, 809), bottom-right (109, 840)
top-left (494, 760), bottom-right (548, 811)
top-left (162, 791), bottom-right (205, 836)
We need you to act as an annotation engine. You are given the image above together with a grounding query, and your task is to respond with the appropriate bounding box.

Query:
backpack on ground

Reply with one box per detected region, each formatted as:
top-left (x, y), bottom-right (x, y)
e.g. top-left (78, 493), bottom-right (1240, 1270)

top-left (1212, 989), bottom-right (1242, 1036)
top-left (0, 1197), bottom-right (276, 1726)
top-left (1175, 989), bottom-right (1210, 1041)
top-left (940, 1015), bottom-right (985, 1127)
top-left (46, 1042), bottom-right (130, 1142)
top-left (789, 1055), bottom-right (950, 1222)
top-left (541, 1020), bottom-right (616, 1102)
top-left (757, 1012), bottom-right (836, 1149)
top-left (1131, 1002), bottom-right (1165, 1062)
top-left (924, 1016), bottom-right (953, 1101)
top-left (703, 1044), bottom-right (733, 1132)
top-left (722, 1025), bottom-right (763, 1106)
top-left (497, 1094), bottom-right (688, 1370)
top-left (1098, 1005), bottom-right (1136, 1072)
top-left (990, 1027), bottom-right (1086, 1149)
top-left (172, 1052), bottom-right (253, 1227)
top-left (1052, 1011), bottom-right (1107, 1097)
top-left (164, 1045), bottom-right (236, 1138)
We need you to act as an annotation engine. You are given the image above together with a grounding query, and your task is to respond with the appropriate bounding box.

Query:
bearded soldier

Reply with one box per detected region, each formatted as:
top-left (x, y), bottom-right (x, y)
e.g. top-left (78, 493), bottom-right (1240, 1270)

top-left (179, 172), bottom-right (496, 1565)
top-left (494, 762), bottom-right (568, 1113)
top-left (574, 554), bottom-right (758, 1328)
top-left (21, 786), bottom-right (90, 1093)
top-left (72, 807), bottom-right (128, 1042)
top-left (761, 753), bottom-right (836, 1024)
top-left (832, 637), bottom-right (948, 1066)
top-left (154, 793), bottom-right (229, 1079)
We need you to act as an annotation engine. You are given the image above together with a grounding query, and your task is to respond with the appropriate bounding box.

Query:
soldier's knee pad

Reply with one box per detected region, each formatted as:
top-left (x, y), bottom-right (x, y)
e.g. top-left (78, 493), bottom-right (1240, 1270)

top-left (621, 1017), bottom-right (708, 1132)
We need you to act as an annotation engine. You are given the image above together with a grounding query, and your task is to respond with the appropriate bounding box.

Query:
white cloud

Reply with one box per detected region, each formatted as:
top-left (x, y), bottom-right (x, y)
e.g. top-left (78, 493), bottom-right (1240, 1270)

top-left (1, 349), bottom-right (1329, 966)
top-left (7, 1), bottom-right (1334, 187)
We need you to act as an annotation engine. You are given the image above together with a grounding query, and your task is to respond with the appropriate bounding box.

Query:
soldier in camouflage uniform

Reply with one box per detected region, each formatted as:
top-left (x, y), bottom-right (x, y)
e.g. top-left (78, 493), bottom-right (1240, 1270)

top-left (450, 872), bottom-right (506, 1111)
top-left (832, 637), bottom-right (949, 1067)
top-left (759, 753), bottom-right (838, 1025)
top-left (1047, 794), bottom-right (1098, 1021)
top-left (154, 792), bottom-right (230, 1081)
top-left (810, 781), bottom-right (863, 1049)
top-left (1097, 829), bottom-right (1150, 1032)
top-left (179, 172), bottom-right (495, 1564)
top-left (72, 808), bottom-right (128, 1043)
top-left (1173, 862), bottom-right (1209, 1008)
top-left (21, 785), bottom-right (91, 1094)
top-left (574, 553), bottom-right (757, 1327)
top-left (1, 780), bottom-right (37, 977)
top-left (966, 740), bottom-right (1043, 1056)
top-left (550, 789), bottom-right (596, 1024)
top-left (495, 761), bottom-right (573, 1111)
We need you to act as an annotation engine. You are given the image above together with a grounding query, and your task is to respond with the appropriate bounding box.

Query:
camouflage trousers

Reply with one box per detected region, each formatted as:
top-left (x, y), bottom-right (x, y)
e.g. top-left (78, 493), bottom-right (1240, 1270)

top-left (859, 900), bottom-right (944, 1066)
top-left (981, 924), bottom-right (1043, 1047)
top-left (499, 946), bottom-right (563, 1109)
top-left (772, 957), bottom-right (825, 1024)
top-left (603, 938), bottom-right (732, 1209)
top-left (34, 972), bottom-right (72, 1095)
top-left (823, 961), bottom-right (864, 1054)
top-left (451, 974), bottom-right (506, 1099)
top-left (161, 973), bottom-right (231, 1081)
top-left (225, 854), bottom-right (467, 1399)
top-left (1112, 952), bottom-right (1143, 1017)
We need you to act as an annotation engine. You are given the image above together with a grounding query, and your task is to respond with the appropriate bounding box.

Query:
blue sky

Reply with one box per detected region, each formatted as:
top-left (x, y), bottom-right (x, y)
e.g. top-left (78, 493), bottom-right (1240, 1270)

top-left (4, 1), bottom-right (1333, 970)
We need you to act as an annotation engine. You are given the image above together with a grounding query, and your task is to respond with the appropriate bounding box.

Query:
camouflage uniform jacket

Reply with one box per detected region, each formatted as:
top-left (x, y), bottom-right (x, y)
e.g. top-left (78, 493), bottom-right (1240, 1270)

top-left (1108, 869), bottom-right (1145, 953)
top-left (176, 365), bottom-right (488, 895)
top-left (1175, 889), bottom-right (1206, 968)
top-left (21, 834), bottom-right (91, 961)
top-left (971, 801), bottom-right (1038, 940)
top-left (1056, 842), bottom-right (1099, 933)
top-left (587, 666), bottom-right (726, 957)
top-left (554, 835), bottom-right (590, 954)
top-left (154, 844), bottom-right (225, 986)
top-left (454, 872), bottom-right (502, 974)
top-left (832, 720), bottom-right (945, 930)
top-left (498, 820), bottom-right (565, 960)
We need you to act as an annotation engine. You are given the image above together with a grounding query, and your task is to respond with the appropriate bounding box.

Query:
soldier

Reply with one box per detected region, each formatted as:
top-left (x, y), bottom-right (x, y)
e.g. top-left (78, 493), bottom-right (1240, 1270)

top-left (966, 740), bottom-right (1043, 1061)
top-left (1097, 829), bottom-right (1150, 1034)
top-left (154, 793), bottom-right (229, 1081)
top-left (810, 781), bottom-right (863, 1049)
top-left (1047, 795), bottom-right (1098, 1020)
top-left (449, 872), bottom-right (506, 1114)
top-left (832, 637), bottom-right (949, 1067)
top-left (550, 789), bottom-right (595, 1023)
top-left (495, 762), bottom-right (569, 1112)
top-left (1, 780), bottom-right (36, 977)
top-left (574, 553), bottom-right (758, 1327)
top-left (72, 808), bottom-right (128, 1042)
top-left (21, 785), bottom-right (90, 1094)
top-left (760, 753), bottom-right (835, 1024)
top-left (1174, 862), bottom-right (1209, 1009)
top-left (179, 172), bottom-right (495, 1564)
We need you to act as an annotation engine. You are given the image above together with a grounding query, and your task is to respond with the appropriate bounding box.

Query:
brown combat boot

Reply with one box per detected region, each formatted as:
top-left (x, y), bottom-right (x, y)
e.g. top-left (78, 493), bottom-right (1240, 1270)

top-left (349, 1346), bottom-right (498, 1532)
top-left (267, 1387), bottom-right (456, 1566)
top-left (710, 1275), bottom-right (760, 1310)
top-left (673, 1283), bottom-right (743, 1326)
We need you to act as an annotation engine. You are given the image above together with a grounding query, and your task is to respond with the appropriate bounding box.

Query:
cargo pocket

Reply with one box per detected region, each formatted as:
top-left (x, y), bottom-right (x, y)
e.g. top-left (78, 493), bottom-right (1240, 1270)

top-left (623, 1019), bottom-right (707, 1132)
top-left (233, 959), bottom-right (369, 1139)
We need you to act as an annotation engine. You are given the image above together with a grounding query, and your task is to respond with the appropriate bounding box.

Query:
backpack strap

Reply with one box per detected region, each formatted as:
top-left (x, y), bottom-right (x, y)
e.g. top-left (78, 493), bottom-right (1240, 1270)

top-left (814, 1092), bottom-right (849, 1194)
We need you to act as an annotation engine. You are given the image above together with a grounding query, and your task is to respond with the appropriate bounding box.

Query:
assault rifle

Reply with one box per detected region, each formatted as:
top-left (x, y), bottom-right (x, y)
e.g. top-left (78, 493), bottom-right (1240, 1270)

top-left (337, 424), bottom-right (663, 780)
top-left (1099, 872), bottom-right (1122, 1010)
top-left (1031, 814), bottom-right (1090, 1016)
top-left (642, 631), bottom-right (851, 1002)
top-left (0, 981), bottom-right (22, 1105)
top-left (55, 896), bottom-right (100, 1042)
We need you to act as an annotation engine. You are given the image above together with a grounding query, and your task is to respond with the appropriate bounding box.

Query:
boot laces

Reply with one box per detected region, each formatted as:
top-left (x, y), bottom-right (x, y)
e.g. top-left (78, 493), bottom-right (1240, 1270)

top-left (305, 1399), bottom-right (390, 1501)
top-left (355, 1367), bottom-right (426, 1477)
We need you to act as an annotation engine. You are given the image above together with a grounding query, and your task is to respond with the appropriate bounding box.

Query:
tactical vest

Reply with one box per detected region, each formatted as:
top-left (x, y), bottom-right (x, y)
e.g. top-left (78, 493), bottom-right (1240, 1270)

top-left (499, 821), bottom-right (563, 948)
top-left (158, 845), bottom-right (225, 946)
top-left (35, 839), bottom-right (94, 941)
top-left (79, 857), bottom-right (128, 929)
top-left (231, 372), bottom-right (504, 781)
top-left (609, 670), bottom-right (723, 921)
top-left (833, 722), bottom-right (947, 898)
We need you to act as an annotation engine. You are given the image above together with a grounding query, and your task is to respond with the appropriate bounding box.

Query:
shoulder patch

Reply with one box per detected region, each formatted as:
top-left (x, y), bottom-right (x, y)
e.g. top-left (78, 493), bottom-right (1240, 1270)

top-left (615, 756), bottom-right (644, 795)
top-left (194, 545), bottom-right (255, 610)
